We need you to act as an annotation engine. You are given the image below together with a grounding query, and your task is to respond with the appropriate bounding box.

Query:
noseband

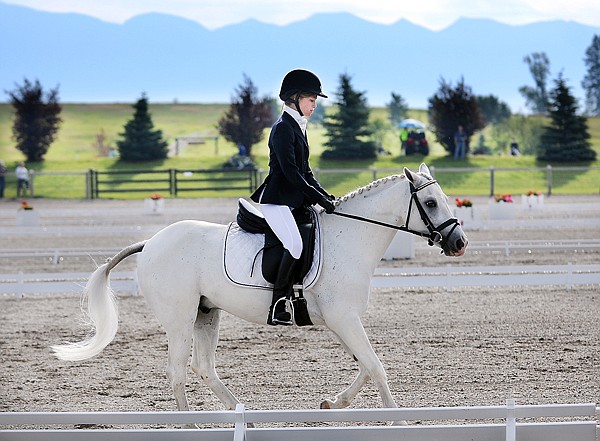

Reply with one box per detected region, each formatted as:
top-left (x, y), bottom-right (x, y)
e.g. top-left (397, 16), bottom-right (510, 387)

top-left (331, 179), bottom-right (460, 249)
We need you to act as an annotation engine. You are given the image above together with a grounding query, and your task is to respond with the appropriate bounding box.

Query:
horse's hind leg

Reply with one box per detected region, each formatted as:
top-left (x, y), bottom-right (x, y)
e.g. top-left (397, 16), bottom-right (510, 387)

top-left (190, 308), bottom-right (240, 410)
top-left (165, 323), bottom-right (195, 412)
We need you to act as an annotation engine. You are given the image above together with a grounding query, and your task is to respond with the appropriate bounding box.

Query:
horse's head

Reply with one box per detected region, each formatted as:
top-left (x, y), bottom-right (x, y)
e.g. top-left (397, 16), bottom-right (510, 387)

top-left (403, 163), bottom-right (468, 257)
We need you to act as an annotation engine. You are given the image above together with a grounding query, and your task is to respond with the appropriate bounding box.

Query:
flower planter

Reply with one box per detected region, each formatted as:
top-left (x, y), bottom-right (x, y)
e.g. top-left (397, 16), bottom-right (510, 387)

top-left (489, 201), bottom-right (516, 220)
top-left (144, 198), bottom-right (165, 214)
top-left (383, 231), bottom-right (415, 260)
top-left (453, 206), bottom-right (476, 227)
top-left (521, 194), bottom-right (544, 209)
top-left (16, 209), bottom-right (40, 226)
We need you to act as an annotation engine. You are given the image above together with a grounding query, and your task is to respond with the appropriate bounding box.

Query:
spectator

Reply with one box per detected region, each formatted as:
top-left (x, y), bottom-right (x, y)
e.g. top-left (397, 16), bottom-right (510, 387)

top-left (399, 127), bottom-right (409, 154)
top-left (15, 161), bottom-right (29, 197)
top-left (510, 139), bottom-right (521, 156)
top-left (454, 125), bottom-right (467, 160)
top-left (0, 160), bottom-right (6, 198)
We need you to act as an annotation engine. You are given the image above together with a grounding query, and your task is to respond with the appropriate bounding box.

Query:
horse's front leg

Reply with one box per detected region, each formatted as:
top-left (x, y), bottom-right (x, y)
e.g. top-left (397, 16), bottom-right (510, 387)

top-left (320, 368), bottom-right (369, 409)
top-left (320, 337), bottom-right (369, 409)
top-left (326, 314), bottom-right (405, 425)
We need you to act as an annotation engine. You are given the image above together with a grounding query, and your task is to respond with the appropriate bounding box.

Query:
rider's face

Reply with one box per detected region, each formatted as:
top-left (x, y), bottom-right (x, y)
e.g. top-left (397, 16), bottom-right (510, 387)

top-left (298, 95), bottom-right (317, 118)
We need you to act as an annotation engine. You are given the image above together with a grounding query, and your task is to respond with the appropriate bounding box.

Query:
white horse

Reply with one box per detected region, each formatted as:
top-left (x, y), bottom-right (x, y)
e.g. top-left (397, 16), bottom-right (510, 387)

top-left (53, 163), bottom-right (467, 413)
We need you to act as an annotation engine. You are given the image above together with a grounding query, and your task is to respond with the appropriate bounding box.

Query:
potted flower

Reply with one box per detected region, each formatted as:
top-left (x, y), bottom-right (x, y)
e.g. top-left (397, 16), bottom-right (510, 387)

top-left (20, 201), bottom-right (34, 210)
top-left (144, 193), bottom-right (165, 214)
top-left (453, 197), bottom-right (476, 226)
top-left (17, 200), bottom-right (40, 226)
top-left (455, 197), bottom-right (472, 208)
top-left (489, 194), bottom-right (516, 220)
top-left (522, 189), bottom-right (544, 208)
top-left (494, 194), bottom-right (513, 203)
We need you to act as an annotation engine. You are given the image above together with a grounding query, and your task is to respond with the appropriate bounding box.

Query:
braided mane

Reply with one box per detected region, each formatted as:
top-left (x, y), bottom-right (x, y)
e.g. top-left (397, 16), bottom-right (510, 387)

top-left (335, 174), bottom-right (406, 207)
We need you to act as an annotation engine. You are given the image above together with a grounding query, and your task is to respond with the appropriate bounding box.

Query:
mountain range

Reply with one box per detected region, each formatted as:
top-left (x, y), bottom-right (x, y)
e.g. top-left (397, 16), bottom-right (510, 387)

top-left (1, 1), bottom-right (598, 111)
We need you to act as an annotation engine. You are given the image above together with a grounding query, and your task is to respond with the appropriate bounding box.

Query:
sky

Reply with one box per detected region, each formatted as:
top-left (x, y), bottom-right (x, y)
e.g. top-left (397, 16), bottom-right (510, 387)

top-left (3, 0), bottom-right (600, 30)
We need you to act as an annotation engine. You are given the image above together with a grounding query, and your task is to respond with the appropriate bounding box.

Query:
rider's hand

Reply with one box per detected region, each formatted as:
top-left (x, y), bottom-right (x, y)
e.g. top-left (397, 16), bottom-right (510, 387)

top-left (319, 197), bottom-right (335, 214)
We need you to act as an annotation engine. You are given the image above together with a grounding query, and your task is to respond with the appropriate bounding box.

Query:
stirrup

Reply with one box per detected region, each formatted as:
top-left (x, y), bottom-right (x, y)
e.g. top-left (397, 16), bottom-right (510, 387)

top-left (268, 297), bottom-right (294, 326)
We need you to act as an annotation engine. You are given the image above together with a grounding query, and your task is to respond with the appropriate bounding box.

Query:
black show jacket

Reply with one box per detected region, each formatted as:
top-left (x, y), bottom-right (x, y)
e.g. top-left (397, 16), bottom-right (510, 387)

top-left (250, 111), bottom-right (328, 209)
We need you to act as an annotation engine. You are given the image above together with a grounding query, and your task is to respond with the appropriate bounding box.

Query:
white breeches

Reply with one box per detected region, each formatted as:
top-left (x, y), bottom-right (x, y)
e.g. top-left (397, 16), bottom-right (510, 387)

top-left (259, 204), bottom-right (303, 259)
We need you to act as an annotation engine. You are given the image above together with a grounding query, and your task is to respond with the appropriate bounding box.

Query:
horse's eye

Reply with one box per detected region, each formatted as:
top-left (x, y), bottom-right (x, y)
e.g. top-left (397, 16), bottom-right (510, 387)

top-left (425, 200), bottom-right (437, 208)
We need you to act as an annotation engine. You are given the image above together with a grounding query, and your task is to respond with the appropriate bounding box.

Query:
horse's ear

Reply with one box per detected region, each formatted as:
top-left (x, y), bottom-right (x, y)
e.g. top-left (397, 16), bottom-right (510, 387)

top-left (419, 163), bottom-right (431, 176)
top-left (403, 167), bottom-right (416, 183)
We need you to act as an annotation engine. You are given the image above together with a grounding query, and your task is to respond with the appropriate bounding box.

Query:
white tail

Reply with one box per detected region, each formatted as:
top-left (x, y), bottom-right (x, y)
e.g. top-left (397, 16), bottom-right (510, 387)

top-left (52, 241), bottom-right (145, 361)
top-left (52, 263), bottom-right (119, 361)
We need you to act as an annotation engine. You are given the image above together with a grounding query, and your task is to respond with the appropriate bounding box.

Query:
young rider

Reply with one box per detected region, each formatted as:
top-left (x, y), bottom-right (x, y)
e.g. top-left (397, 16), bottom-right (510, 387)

top-left (250, 69), bottom-right (335, 326)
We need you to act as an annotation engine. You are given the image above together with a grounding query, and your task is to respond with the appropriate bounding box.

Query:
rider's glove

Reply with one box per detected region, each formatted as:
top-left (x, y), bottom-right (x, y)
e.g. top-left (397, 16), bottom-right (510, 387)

top-left (319, 196), bottom-right (335, 214)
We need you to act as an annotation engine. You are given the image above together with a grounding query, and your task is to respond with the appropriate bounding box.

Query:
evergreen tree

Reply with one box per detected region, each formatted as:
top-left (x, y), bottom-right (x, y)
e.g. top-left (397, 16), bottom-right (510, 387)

top-left (217, 74), bottom-right (274, 156)
top-left (582, 34), bottom-right (600, 116)
top-left (387, 92), bottom-right (409, 125)
top-left (476, 94), bottom-right (511, 124)
top-left (7, 78), bottom-right (62, 162)
top-left (322, 73), bottom-right (376, 159)
top-left (538, 76), bottom-right (596, 162)
top-left (117, 94), bottom-right (168, 161)
top-left (519, 52), bottom-right (551, 114)
top-left (427, 77), bottom-right (484, 156)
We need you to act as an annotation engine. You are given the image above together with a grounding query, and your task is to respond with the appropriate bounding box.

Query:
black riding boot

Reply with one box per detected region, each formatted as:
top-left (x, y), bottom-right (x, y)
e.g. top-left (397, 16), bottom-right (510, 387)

top-left (267, 250), bottom-right (298, 326)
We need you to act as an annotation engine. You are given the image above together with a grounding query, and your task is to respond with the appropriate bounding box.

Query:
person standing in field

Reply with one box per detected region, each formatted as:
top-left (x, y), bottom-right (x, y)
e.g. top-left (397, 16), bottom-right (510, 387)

top-left (15, 161), bottom-right (29, 197)
top-left (399, 127), bottom-right (409, 155)
top-left (454, 125), bottom-right (467, 160)
top-left (250, 69), bottom-right (335, 326)
top-left (0, 160), bottom-right (7, 198)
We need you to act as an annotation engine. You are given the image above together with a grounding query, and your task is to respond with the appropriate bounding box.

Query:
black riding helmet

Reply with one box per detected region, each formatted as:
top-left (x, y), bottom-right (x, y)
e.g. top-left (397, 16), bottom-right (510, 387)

top-left (279, 69), bottom-right (328, 102)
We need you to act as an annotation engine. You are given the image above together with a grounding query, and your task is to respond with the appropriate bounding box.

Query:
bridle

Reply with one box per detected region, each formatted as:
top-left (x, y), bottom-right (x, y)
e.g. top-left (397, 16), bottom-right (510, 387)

top-left (331, 179), bottom-right (460, 249)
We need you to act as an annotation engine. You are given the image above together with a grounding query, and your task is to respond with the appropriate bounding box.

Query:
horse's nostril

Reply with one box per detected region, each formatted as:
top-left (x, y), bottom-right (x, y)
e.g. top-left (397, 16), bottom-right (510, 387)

top-left (456, 239), bottom-right (465, 250)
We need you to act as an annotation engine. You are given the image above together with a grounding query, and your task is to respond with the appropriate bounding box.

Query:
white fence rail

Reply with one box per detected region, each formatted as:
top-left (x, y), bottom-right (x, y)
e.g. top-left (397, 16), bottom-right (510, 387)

top-left (2, 264), bottom-right (599, 299)
top-left (3, 239), bottom-right (599, 265)
top-left (373, 264), bottom-right (600, 290)
top-left (0, 271), bottom-right (138, 300)
top-left (1, 401), bottom-right (598, 441)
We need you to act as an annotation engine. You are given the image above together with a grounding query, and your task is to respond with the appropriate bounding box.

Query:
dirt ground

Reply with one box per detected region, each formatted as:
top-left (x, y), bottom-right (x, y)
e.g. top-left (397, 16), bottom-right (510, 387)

top-left (0, 196), bottom-right (599, 416)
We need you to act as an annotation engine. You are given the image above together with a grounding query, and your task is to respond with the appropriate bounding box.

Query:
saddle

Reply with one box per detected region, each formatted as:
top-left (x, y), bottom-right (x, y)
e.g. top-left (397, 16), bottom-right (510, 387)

top-left (222, 199), bottom-right (322, 326)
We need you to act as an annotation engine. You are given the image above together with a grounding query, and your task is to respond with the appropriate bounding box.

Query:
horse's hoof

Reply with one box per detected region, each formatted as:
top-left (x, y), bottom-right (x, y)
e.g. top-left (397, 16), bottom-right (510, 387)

top-left (320, 400), bottom-right (332, 409)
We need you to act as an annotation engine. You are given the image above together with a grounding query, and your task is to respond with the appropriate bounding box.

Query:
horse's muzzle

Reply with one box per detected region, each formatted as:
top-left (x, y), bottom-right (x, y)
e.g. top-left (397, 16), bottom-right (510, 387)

top-left (444, 236), bottom-right (468, 257)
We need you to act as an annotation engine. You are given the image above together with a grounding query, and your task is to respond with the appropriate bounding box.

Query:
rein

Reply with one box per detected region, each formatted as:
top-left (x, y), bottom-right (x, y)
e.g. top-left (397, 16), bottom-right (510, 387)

top-left (331, 179), bottom-right (460, 248)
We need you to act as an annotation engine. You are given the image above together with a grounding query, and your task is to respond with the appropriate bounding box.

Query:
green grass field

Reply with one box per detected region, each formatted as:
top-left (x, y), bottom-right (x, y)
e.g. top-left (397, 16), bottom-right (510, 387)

top-left (0, 103), bottom-right (598, 198)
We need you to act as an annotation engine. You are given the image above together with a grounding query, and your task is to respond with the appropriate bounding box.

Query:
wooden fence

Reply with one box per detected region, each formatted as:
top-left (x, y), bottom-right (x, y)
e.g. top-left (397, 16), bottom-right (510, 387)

top-left (6, 165), bottom-right (600, 199)
top-left (87, 168), bottom-right (259, 199)
top-left (1, 401), bottom-right (598, 441)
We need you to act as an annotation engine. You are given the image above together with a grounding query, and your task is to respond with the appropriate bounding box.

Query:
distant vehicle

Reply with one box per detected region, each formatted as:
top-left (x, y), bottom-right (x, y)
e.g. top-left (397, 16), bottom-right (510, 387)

top-left (405, 130), bottom-right (429, 155)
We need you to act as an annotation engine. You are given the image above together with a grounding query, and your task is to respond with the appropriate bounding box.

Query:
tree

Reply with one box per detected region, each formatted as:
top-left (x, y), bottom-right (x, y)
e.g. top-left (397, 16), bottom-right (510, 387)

top-left (582, 34), bottom-right (600, 116)
top-left (490, 114), bottom-right (544, 155)
top-left (519, 52), bottom-right (550, 114)
top-left (476, 94), bottom-right (511, 125)
top-left (116, 94), bottom-right (168, 161)
top-left (387, 92), bottom-right (409, 125)
top-left (538, 76), bottom-right (596, 162)
top-left (310, 101), bottom-right (326, 126)
top-left (217, 74), bottom-right (274, 156)
top-left (322, 73), bottom-right (376, 159)
top-left (7, 78), bottom-right (62, 162)
top-left (427, 77), bottom-right (485, 156)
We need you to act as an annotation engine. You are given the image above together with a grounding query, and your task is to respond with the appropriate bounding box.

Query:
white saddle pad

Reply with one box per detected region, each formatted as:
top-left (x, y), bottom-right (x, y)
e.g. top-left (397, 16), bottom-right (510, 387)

top-left (223, 217), bottom-right (322, 290)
